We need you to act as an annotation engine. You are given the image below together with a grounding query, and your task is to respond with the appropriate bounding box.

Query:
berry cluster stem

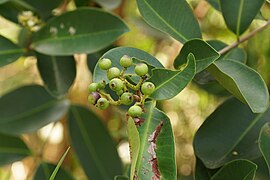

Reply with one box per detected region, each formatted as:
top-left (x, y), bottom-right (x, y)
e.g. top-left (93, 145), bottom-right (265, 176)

top-left (125, 77), bottom-right (145, 91)
top-left (99, 91), bottom-right (121, 106)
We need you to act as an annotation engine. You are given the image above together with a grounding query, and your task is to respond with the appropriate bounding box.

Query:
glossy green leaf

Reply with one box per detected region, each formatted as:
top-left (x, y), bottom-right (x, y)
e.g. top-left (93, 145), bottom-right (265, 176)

top-left (93, 47), bottom-right (163, 83)
top-left (68, 105), bottom-right (122, 179)
top-left (49, 147), bottom-right (70, 180)
top-left (148, 53), bottom-right (195, 100)
top-left (36, 53), bottom-right (76, 97)
top-left (0, 133), bottom-right (31, 166)
top-left (127, 117), bottom-right (140, 180)
top-left (259, 123), bottom-right (270, 175)
top-left (31, 8), bottom-right (129, 55)
top-left (94, 0), bottom-right (122, 10)
top-left (0, 35), bottom-right (25, 67)
top-left (194, 157), bottom-right (212, 180)
top-left (219, 0), bottom-right (265, 36)
top-left (0, 85), bottom-right (70, 135)
top-left (34, 162), bottom-right (74, 180)
top-left (136, 0), bottom-right (201, 43)
top-left (253, 157), bottom-right (270, 180)
top-left (0, 0), bottom-right (9, 4)
top-left (174, 39), bottom-right (220, 73)
top-left (207, 0), bottom-right (221, 11)
top-left (194, 98), bottom-right (270, 169)
top-left (134, 101), bottom-right (176, 180)
top-left (208, 59), bottom-right (269, 113)
top-left (211, 159), bottom-right (257, 180)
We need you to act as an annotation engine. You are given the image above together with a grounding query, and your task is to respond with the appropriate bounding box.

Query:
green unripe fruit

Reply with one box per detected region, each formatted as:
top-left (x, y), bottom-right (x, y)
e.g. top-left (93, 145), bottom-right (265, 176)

top-left (120, 55), bottom-right (133, 68)
top-left (97, 80), bottom-right (106, 90)
top-left (107, 67), bottom-right (120, 80)
top-left (120, 92), bottom-right (134, 105)
top-left (88, 92), bottom-right (101, 105)
top-left (128, 105), bottom-right (142, 117)
top-left (96, 98), bottom-right (109, 110)
top-left (98, 58), bottom-right (112, 70)
top-left (109, 78), bottom-right (124, 91)
top-left (135, 63), bottom-right (148, 76)
top-left (141, 82), bottom-right (155, 95)
top-left (88, 83), bottom-right (98, 93)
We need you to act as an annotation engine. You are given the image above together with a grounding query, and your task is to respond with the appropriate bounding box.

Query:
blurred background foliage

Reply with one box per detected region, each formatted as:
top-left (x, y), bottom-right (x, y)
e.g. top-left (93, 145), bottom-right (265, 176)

top-left (0, 0), bottom-right (269, 179)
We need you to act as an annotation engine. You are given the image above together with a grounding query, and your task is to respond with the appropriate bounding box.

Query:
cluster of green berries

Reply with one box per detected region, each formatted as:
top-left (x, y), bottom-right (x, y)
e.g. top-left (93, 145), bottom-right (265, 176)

top-left (88, 55), bottom-right (156, 120)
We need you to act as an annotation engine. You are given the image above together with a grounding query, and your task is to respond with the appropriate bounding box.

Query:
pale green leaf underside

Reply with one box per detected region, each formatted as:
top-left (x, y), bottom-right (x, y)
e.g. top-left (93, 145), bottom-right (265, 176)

top-left (208, 59), bottom-right (269, 113)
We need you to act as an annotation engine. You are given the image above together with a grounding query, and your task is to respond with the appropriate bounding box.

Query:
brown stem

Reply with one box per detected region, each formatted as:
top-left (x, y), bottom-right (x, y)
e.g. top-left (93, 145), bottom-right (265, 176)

top-left (219, 18), bottom-right (270, 55)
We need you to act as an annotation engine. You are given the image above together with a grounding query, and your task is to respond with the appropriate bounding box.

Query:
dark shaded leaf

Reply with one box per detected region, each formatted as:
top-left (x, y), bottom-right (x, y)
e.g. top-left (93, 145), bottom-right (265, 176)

top-left (68, 105), bottom-right (122, 179)
top-left (36, 53), bottom-right (76, 97)
top-left (194, 98), bottom-right (270, 169)
top-left (259, 123), bottom-right (270, 175)
top-left (0, 85), bottom-right (70, 135)
top-left (0, 133), bottom-right (31, 166)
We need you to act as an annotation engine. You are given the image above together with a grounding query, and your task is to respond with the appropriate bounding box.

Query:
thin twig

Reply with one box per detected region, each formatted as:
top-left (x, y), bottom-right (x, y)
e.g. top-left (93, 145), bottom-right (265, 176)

top-left (219, 18), bottom-right (270, 55)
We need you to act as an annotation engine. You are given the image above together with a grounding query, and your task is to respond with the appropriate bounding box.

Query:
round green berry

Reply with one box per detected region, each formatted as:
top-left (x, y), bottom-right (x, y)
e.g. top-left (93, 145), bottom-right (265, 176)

top-left (109, 78), bottom-right (124, 91)
top-left (88, 83), bottom-right (98, 93)
top-left (141, 82), bottom-right (155, 95)
top-left (97, 80), bottom-right (106, 90)
top-left (120, 92), bottom-right (134, 105)
top-left (135, 63), bottom-right (148, 76)
top-left (107, 67), bottom-right (120, 80)
top-left (96, 98), bottom-right (109, 110)
top-left (98, 58), bottom-right (112, 70)
top-left (128, 105), bottom-right (142, 117)
top-left (120, 55), bottom-right (133, 68)
top-left (88, 92), bottom-right (101, 105)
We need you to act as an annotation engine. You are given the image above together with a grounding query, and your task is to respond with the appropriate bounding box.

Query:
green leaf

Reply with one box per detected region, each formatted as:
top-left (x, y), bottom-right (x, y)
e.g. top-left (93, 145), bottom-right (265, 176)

top-left (194, 98), bottom-right (270, 169)
top-left (0, 1), bottom-right (27, 23)
top-left (68, 105), bottom-right (122, 179)
top-left (94, 0), bottom-right (122, 10)
top-left (194, 157), bottom-right (212, 180)
top-left (114, 175), bottom-right (129, 180)
top-left (259, 123), bottom-right (270, 175)
top-left (174, 39), bottom-right (220, 73)
top-left (36, 53), bottom-right (76, 97)
top-left (0, 133), bottom-right (31, 166)
top-left (34, 162), bottom-right (74, 180)
top-left (136, 0), bottom-right (201, 43)
top-left (0, 85), bottom-right (70, 135)
top-left (93, 47), bottom-right (163, 83)
top-left (207, 0), bottom-right (221, 11)
top-left (134, 101), bottom-right (176, 180)
top-left (49, 147), bottom-right (70, 180)
top-left (211, 159), bottom-right (257, 180)
top-left (127, 117), bottom-right (140, 180)
top-left (219, 0), bottom-right (265, 36)
top-left (148, 53), bottom-right (196, 100)
top-left (207, 59), bottom-right (269, 113)
top-left (31, 8), bottom-right (129, 55)
top-left (0, 0), bottom-right (9, 5)
top-left (0, 35), bottom-right (25, 67)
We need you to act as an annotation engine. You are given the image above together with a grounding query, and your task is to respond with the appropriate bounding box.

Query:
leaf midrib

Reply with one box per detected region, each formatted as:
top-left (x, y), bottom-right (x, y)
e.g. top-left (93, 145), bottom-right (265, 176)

top-left (0, 49), bottom-right (25, 56)
top-left (32, 29), bottom-right (125, 46)
top-left (141, 0), bottom-right (188, 42)
top-left (71, 107), bottom-right (110, 180)
top-left (236, 0), bottom-right (244, 36)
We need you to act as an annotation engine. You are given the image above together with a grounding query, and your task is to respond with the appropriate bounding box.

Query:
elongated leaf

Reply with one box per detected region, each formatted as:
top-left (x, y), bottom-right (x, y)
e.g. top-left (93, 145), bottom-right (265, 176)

top-left (149, 53), bottom-right (195, 100)
top-left (134, 101), bottom-right (176, 180)
top-left (208, 59), bottom-right (269, 113)
top-left (93, 47), bottom-right (163, 83)
top-left (68, 105), bottom-right (122, 179)
top-left (94, 0), bottom-right (122, 10)
top-left (36, 53), bottom-right (76, 97)
top-left (49, 147), bottom-right (70, 180)
top-left (220, 0), bottom-right (265, 36)
top-left (211, 159), bottom-right (257, 180)
top-left (127, 117), bottom-right (140, 179)
top-left (0, 35), bottom-right (25, 67)
top-left (259, 123), bottom-right (270, 175)
top-left (0, 133), bottom-right (31, 166)
top-left (34, 162), bottom-right (74, 180)
top-left (174, 39), bottom-right (219, 73)
top-left (31, 8), bottom-right (129, 55)
top-left (207, 0), bottom-right (221, 11)
top-left (0, 85), bottom-right (70, 135)
top-left (136, 0), bottom-right (201, 43)
top-left (194, 157), bottom-right (212, 180)
top-left (194, 98), bottom-right (270, 169)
